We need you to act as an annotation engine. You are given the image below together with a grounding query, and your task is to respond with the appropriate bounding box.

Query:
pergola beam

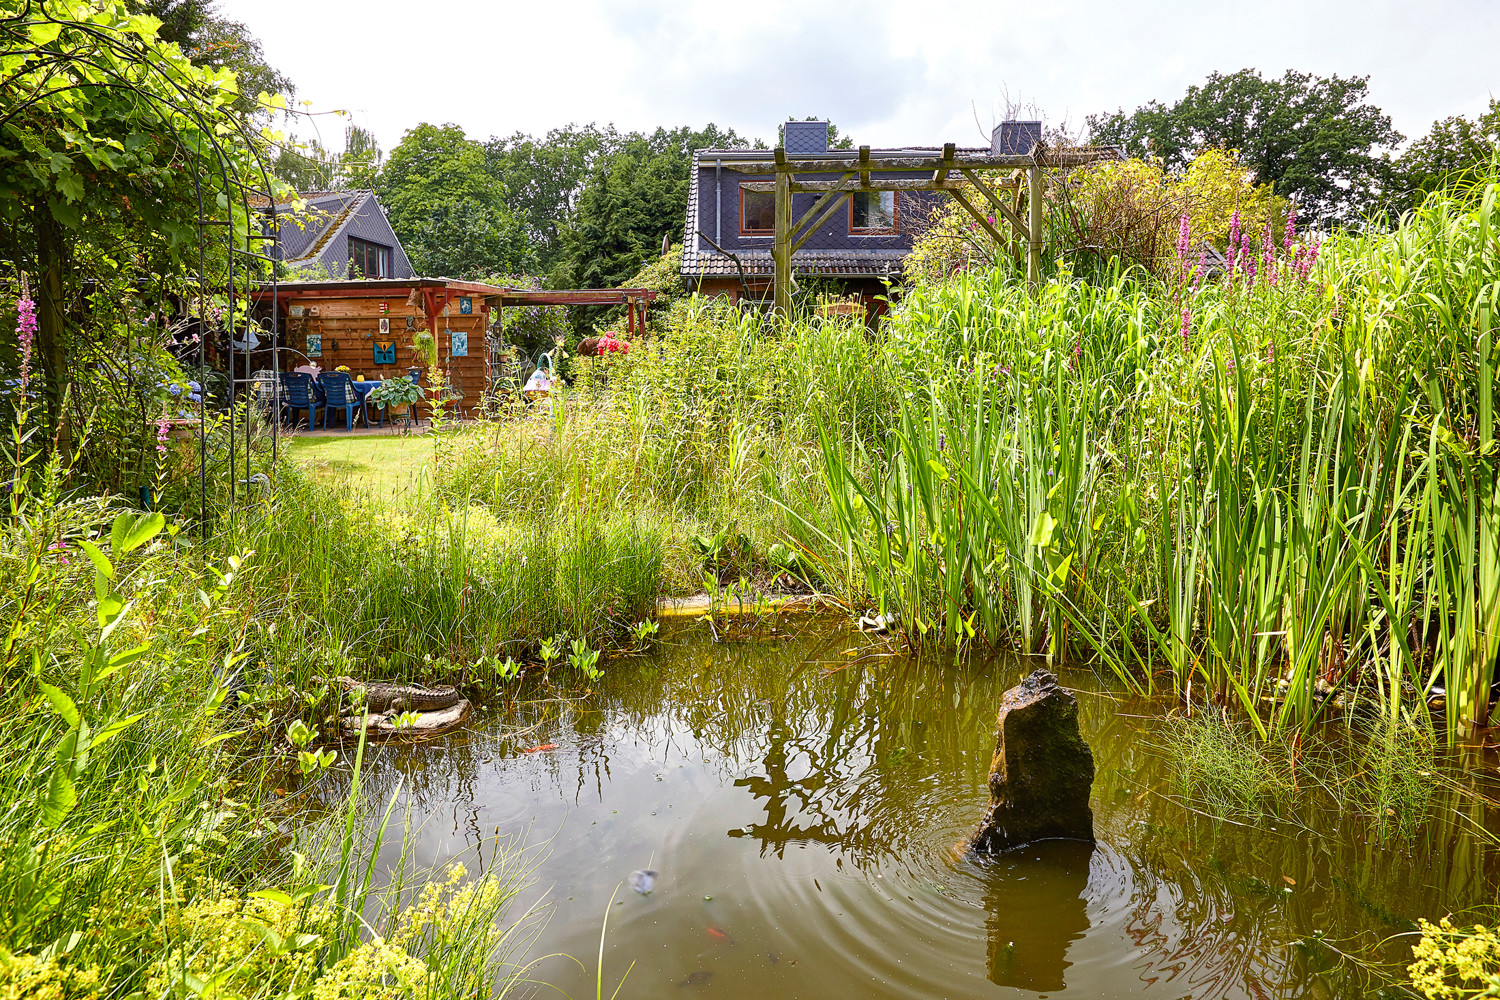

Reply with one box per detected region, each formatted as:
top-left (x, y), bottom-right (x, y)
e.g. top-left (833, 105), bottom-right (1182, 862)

top-left (741, 177), bottom-right (1023, 194)
top-left (790, 173), bottom-right (857, 255)
top-left (724, 147), bottom-right (1115, 174)
top-left (959, 168), bottom-right (1029, 238)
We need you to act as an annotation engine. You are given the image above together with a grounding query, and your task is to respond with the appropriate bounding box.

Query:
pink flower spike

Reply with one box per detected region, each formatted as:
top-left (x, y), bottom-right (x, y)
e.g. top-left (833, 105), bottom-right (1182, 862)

top-left (1283, 204), bottom-right (1297, 251)
top-left (15, 294), bottom-right (37, 391)
top-left (1180, 307), bottom-right (1192, 350)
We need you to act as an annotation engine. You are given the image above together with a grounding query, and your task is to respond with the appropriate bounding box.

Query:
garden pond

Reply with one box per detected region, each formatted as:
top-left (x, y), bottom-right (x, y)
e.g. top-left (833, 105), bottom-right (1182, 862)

top-left (344, 617), bottom-right (1500, 999)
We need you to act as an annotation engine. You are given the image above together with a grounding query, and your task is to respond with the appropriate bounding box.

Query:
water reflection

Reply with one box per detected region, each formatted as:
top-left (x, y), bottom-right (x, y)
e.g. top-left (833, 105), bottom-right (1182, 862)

top-left (980, 842), bottom-right (1093, 992)
top-left (339, 618), bottom-right (1500, 1000)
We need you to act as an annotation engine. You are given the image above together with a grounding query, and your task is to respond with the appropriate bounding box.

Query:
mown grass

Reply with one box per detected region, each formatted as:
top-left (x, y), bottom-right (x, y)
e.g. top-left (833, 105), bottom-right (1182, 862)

top-left (283, 432), bottom-right (436, 494)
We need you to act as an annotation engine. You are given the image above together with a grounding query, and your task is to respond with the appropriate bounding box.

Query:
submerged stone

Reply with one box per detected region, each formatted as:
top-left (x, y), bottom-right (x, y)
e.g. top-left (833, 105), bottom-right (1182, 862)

top-left (969, 669), bottom-right (1095, 853)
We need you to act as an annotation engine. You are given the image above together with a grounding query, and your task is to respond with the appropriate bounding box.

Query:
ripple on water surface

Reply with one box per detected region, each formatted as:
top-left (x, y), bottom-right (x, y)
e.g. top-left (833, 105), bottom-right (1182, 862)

top-left (353, 622), bottom-right (1500, 999)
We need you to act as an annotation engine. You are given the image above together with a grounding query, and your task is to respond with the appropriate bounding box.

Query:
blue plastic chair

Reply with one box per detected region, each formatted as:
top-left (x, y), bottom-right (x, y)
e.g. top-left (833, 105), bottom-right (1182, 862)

top-left (279, 372), bottom-right (319, 430)
top-left (317, 372), bottom-right (363, 431)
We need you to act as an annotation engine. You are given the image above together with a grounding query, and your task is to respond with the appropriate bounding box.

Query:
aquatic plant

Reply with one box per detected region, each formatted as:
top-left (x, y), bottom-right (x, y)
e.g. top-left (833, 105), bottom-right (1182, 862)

top-left (795, 177), bottom-right (1500, 743)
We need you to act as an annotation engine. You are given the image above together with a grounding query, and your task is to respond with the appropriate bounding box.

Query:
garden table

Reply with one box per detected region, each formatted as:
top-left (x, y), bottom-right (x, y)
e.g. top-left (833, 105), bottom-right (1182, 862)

top-left (351, 379), bottom-right (389, 427)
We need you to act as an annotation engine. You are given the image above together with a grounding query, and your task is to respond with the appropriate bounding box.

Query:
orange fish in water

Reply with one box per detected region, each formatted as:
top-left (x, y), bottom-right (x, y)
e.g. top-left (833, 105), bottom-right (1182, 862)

top-left (706, 926), bottom-right (735, 945)
top-left (522, 743), bottom-right (557, 753)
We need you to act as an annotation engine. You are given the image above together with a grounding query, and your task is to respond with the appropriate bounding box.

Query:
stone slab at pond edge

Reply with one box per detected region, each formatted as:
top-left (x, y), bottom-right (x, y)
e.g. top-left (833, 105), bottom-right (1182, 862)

top-left (969, 668), bottom-right (1096, 853)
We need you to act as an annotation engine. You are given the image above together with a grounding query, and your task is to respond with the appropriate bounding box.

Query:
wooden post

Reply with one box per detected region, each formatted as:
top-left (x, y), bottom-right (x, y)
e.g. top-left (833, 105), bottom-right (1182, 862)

top-left (1027, 164), bottom-right (1043, 288)
top-left (773, 147), bottom-right (792, 317)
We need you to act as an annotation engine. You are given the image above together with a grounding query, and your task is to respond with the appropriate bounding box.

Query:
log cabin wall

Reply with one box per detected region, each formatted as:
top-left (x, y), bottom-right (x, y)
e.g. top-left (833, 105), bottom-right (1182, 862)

top-left (283, 293), bottom-right (490, 419)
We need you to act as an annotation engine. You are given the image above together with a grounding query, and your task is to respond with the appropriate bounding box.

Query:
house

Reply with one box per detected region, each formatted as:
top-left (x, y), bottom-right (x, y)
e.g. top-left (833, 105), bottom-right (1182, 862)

top-left (271, 190), bottom-right (414, 280)
top-left (680, 120), bottom-right (1046, 313)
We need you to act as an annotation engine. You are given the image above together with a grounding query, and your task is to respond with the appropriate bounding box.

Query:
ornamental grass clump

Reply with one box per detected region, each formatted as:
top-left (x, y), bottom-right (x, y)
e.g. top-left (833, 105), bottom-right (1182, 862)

top-left (796, 173), bottom-right (1499, 745)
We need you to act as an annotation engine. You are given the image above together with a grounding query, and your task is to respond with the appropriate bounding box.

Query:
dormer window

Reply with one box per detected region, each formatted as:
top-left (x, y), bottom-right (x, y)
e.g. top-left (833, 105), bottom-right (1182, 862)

top-left (850, 191), bottom-right (897, 234)
top-left (349, 237), bottom-right (390, 278)
top-left (740, 186), bottom-right (775, 235)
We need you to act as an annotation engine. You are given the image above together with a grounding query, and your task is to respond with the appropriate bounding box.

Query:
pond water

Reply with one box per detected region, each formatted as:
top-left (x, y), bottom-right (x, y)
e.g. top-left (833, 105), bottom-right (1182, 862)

top-left (350, 617), bottom-right (1500, 999)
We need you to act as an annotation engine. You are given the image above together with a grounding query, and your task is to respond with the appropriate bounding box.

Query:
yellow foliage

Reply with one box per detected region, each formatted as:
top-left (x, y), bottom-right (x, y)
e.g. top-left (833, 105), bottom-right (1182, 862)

top-left (1409, 918), bottom-right (1500, 999)
top-left (145, 892), bottom-right (333, 1000)
top-left (0, 951), bottom-right (102, 1000)
top-left (1071, 149), bottom-right (1288, 258)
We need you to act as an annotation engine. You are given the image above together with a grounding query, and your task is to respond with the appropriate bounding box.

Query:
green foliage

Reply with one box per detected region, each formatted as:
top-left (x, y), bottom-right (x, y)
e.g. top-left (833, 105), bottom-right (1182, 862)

top-left (368, 375), bottom-right (424, 409)
top-left (486, 124), bottom-right (616, 274)
top-left (797, 176), bottom-right (1499, 743)
top-left (1394, 99), bottom-right (1500, 214)
top-left (554, 124), bottom-right (754, 294)
top-left (1159, 712), bottom-right (1289, 818)
top-left (1087, 68), bottom-right (1402, 225)
top-left (0, 0), bottom-right (293, 436)
top-left (126, 0), bottom-right (294, 118)
top-left (0, 466), bottom-right (546, 999)
top-left (377, 123), bottom-right (527, 278)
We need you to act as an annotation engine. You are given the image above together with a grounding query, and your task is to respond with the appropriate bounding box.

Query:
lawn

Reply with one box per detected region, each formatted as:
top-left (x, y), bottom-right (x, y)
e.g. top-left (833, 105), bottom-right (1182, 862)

top-left (282, 433), bottom-right (439, 492)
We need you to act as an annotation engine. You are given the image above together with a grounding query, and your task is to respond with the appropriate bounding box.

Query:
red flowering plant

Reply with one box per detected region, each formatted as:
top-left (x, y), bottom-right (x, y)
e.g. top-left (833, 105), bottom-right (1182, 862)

top-left (596, 333), bottom-right (631, 356)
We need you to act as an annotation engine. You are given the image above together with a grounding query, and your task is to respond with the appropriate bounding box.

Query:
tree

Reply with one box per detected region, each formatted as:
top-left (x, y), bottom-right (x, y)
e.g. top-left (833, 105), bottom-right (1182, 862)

top-left (1087, 69), bottom-right (1401, 226)
top-left (126, 0), bottom-right (293, 119)
top-left (377, 122), bottom-right (526, 278)
top-left (1, 0), bottom-right (291, 434)
top-left (1393, 100), bottom-right (1500, 213)
top-left (555, 123), bottom-right (753, 293)
top-left (272, 125), bottom-right (380, 192)
top-left (486, 123), bottom-right (615, 274)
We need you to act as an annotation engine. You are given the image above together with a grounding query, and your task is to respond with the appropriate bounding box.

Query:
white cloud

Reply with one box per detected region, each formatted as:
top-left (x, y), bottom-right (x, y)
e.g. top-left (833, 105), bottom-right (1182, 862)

top-left (219, 0), bottom-right (1499, 153)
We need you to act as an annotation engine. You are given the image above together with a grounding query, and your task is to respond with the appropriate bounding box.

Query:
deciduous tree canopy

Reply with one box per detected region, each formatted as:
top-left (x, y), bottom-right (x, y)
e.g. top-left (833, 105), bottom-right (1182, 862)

top-left (1087, 69), bottom-right (1401, 226)
top-left (1393, 99), bottom-right (1500, 213)
top-left (376, 122), bottom-right (527, 279)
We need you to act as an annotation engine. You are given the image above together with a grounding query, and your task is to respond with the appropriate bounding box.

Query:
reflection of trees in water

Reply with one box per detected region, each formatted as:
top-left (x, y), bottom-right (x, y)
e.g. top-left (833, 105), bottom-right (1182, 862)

top-left (344, 624), bottom-right (1500, 999)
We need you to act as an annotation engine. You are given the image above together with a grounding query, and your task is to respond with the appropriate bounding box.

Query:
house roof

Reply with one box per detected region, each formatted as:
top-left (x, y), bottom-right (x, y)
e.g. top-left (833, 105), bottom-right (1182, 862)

top-left (682, 145), bottom-right (989, 280)
top-left (272, 190), bottom-right (378, 266)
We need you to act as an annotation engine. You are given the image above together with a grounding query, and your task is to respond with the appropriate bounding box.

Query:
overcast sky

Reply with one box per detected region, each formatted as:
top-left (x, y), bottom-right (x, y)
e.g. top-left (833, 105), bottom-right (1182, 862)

top-left (218, 0), bottom-right (1497, 155)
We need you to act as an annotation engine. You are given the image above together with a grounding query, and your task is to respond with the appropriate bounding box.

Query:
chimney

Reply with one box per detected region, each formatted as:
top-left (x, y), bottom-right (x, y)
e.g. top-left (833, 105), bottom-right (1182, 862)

top-left (784, 120), bottom-right (830, 154)
top-left (992, 120), bottom-right (1042, 156)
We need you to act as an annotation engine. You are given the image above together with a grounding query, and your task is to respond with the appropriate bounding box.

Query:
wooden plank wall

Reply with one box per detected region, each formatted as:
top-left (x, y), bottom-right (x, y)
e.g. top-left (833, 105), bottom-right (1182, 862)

top-left (284, 295), bottom-right (489, 419)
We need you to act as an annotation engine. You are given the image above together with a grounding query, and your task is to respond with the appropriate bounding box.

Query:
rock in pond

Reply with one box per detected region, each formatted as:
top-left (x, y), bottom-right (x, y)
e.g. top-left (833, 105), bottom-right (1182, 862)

top-left (969, 668), bottom-right (1095, 853)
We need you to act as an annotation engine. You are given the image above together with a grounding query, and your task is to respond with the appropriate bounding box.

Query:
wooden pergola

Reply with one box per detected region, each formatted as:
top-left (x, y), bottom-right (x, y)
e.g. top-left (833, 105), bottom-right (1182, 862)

top-left (729, 142), bottom-right (1120, 313)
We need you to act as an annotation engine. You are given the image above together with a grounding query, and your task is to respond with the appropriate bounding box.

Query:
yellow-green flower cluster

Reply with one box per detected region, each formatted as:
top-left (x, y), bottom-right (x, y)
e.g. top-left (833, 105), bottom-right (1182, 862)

top-left (310, 938), bottom-right (428, 1000)
top-left (1409, 918), bottom-right (1500, 999)
top-left (0, 949), bottom-right (102, 1000)
top-left (145, 892), bottom-right (332, 1000)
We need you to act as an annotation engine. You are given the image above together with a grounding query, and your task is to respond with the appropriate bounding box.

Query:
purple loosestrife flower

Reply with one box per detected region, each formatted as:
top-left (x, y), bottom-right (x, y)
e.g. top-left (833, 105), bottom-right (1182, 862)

top-left (1261, 221), bottom-right (1278, 286)
top-left (1180, 307), bottom-right (1192, 351)
top-left (1228, 210), bottom-right (1242, 278)
top-left (155, 414), bottom-right (172, 455)
top-left (16, 295), bottom-right (37, 391)
top-left (1284, 204), bottom-right (1298, 252)
top-left (1176, 212), bottom-right (1192, 282)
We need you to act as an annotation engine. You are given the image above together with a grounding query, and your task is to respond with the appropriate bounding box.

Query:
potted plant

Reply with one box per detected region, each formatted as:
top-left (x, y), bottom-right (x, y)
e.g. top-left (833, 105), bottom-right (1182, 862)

top-left (370, 374), bottom-right (424, 423)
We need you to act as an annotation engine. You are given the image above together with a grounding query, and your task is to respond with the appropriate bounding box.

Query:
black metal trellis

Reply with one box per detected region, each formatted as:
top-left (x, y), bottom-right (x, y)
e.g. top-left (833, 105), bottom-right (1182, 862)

top-left (2, 1), bottom-right (287, 533)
